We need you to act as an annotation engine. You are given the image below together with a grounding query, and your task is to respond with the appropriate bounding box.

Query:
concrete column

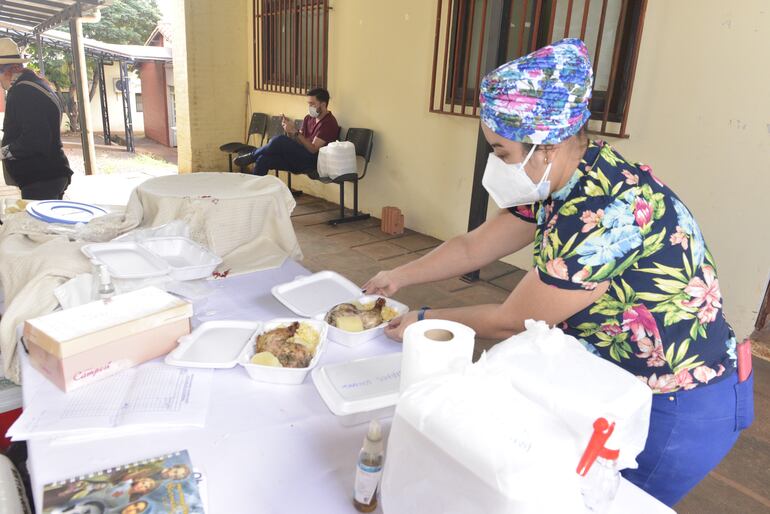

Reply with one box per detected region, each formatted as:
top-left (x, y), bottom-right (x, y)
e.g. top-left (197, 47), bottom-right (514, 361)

top-left (69, 17), bottom-right (96, 175)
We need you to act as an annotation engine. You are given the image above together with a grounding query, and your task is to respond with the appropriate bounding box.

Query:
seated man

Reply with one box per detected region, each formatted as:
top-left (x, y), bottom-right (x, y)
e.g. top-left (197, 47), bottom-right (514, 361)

top-left (234, 87), bottom-right (339, 177)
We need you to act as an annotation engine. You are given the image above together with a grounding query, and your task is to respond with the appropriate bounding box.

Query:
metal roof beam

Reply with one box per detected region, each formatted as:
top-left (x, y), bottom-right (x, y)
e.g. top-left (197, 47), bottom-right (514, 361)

top-left (3, 1), bottom-right (60, 16)
top-left (33, 1), bottom-right (81, 34)
top-left (0, 8), bottom-right (49, 22)
top-left (0, 16), bottom-right (34, 27)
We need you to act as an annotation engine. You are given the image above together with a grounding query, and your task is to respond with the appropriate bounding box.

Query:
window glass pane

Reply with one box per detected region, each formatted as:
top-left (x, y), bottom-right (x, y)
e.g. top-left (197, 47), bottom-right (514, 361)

top-left (551, 0), bottom-right (623, 91)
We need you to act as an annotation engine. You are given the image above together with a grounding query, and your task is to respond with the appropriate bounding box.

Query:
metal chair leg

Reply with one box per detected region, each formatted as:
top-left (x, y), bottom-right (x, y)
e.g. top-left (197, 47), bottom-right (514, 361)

top-left (328, 180), bottom-right (370, 225)
top-left (228, 155), bottom-right (233, 172)
top-left (287, 172), bottom-right (303, 197)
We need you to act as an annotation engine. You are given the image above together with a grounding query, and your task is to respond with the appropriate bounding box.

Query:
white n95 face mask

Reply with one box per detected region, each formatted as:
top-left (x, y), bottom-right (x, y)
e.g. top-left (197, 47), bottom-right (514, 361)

top-left (482, 144), bottom-right (552, 208)
top-left (308, 106), bottom-right (320, 118)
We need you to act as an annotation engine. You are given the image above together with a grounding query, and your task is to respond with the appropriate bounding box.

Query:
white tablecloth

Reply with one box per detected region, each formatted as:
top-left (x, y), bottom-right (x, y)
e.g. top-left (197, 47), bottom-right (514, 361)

top-left (131, 172), bottom-right (303, 275)
top-left (23, 260), bottom-right (674, 514)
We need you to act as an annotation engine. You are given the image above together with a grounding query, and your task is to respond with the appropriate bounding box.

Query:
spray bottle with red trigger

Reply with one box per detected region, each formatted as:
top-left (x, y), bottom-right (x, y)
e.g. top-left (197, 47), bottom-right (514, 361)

top-left (577, 417), bottom-right (621, 513)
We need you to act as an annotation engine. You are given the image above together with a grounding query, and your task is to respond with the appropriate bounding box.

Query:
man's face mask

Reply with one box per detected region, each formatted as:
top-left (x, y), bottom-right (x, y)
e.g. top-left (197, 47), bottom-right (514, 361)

top-left (482, 144), bottom-right (552, 208)
top-left (308, 104), bottom-right (320, 118)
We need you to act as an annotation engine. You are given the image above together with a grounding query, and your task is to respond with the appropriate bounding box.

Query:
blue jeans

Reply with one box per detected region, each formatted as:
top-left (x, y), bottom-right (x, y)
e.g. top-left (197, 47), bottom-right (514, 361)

top-left (621, 371), bottom-right (754, 506)
top-left (248, 135), bottom-right (317, 176)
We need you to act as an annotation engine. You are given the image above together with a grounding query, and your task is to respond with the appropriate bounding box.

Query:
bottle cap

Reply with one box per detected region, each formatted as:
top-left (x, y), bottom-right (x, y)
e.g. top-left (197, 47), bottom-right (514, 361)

top-left (366, 420), bottom-right (382, 442)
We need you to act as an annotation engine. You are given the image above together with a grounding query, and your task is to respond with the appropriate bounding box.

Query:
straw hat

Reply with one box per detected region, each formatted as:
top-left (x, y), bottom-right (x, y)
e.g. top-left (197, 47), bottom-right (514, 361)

top-left (0, 38), bottom-right (29, 64)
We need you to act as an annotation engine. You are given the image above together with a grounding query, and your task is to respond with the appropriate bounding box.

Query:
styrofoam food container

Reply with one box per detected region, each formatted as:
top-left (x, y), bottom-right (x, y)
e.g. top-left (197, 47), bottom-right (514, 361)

top-left (271, 271), bottom-right (409, 347)
top-left (140, 236), bottom-right (223, 281)
top-left (238, 318), bottom-right (329, 385)
top-left (165, 320), bottom-right (260, 368)
top-left (81, 241), bottom-right (170, 279)
top-left (314, 295), bottom-right (409, 347)
top-left (312, 352), bottom-right (401, 426)
top-left (271, 271), bottom-right (362, 318)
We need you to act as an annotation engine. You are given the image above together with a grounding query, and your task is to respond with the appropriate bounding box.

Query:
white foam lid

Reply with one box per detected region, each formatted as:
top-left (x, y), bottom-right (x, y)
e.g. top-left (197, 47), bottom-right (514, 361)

top-left (271, 271), bottom-right (363, 318)
top-left (312, 352), bottom-right (402, 416)
top-left (81, 242), bottom-right (171, 279)
top-left (165, 320), bottom-right (260, 369)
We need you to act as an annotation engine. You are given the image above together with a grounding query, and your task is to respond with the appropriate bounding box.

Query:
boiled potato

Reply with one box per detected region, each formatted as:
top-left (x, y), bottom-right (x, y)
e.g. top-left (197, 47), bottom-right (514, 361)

top-left (250, 351), bottom-right (282, 367)
top-left (335, 315), bottom-right (365, 332)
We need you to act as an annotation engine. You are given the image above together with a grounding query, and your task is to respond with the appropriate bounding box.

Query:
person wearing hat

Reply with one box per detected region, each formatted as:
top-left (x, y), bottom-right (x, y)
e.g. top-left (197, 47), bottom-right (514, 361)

top-left (363, 38), bottom-right (753, 506)
top-left (0, 38), bottom-right (73, 200)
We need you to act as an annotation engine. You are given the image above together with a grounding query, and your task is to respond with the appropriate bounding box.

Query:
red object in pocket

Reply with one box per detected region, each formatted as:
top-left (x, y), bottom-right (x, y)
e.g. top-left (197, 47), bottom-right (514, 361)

top-left (737, 339), bottom-right (752, 383)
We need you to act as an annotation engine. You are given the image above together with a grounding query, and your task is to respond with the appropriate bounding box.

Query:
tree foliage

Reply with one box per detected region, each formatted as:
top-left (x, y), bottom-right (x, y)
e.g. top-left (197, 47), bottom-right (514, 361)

top-left (25, 0), bottom-right (161, 131)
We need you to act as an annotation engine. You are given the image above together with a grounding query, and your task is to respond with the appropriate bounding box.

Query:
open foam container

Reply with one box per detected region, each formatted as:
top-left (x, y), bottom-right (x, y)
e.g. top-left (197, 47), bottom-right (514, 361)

top-left (82, 236), bottom-right (222, 281)
top-left (271, 271), bottom-right (408, 347)
top-left (238, 318), bottom-right (328, 385)
top-left (312, 352), bottom-right (401, 426)
top-left (165, 319), bottom-right (328, 385)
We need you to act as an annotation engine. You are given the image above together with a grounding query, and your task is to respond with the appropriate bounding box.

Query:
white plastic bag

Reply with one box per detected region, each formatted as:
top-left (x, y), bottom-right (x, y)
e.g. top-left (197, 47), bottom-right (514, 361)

top-left (317, 141), bottom-right (356, 179)
top-left (484, 320), bottom-right (652, 471)
top-left (382, 360), bottom-right (588, 514)
top-left (381, 320), bottom-right (652, 514)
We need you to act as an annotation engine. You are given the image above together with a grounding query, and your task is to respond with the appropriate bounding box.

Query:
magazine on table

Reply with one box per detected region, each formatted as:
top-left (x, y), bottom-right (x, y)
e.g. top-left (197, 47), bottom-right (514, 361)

top-left (41, 450), bottom-right (205, 514)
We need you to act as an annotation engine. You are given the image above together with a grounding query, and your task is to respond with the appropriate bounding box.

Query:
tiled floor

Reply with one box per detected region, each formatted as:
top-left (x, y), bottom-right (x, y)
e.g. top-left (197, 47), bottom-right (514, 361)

top-left (291, 193), bottom-right (770, 514)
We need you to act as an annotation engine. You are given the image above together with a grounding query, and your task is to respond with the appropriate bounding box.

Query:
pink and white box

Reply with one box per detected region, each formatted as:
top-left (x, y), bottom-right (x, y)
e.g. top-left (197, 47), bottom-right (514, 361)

top-left (24, 287), bottom-right (192, 392)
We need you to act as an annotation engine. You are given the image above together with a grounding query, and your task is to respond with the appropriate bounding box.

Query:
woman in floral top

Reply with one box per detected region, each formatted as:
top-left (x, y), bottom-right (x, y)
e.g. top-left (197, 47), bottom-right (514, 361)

top-left (364, 39), bottom-right (753, 506)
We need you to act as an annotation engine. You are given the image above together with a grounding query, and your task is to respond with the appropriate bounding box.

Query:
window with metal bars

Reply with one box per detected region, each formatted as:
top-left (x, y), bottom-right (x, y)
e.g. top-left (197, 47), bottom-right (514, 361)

top-left (430, 0), bottom-right (647, 137)
top-left (253, 0), bottom-right (329, 95)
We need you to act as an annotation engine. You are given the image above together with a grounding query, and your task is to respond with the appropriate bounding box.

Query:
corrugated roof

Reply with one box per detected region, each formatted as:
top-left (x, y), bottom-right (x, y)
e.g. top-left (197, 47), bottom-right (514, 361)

top-left (0, 0), bottom-right (108, 34)
top-left (0, 21), bottom-right (172, 62)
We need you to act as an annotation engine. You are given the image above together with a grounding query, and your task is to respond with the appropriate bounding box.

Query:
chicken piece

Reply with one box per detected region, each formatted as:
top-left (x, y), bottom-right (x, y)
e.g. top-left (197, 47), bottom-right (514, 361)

top-left (325, 303), bottom-right (360, 326)
top-left (275, 341), bottom-right (313, 368)
top-left (257, 322), bottom-right (299, 356)
top-left (359, 297), bottom-right (387, 329)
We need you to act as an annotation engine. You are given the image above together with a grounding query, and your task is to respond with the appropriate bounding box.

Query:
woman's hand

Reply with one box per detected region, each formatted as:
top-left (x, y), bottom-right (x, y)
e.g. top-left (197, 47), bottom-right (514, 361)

top-left (384, 311), bottom-right (419, 342)
top-left (362, 270), bottom-right (401, 296)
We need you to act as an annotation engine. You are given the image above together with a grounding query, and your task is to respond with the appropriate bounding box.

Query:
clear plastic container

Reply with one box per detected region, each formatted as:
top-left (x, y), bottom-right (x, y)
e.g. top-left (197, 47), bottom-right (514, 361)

top-left (581, 457), bottom-right (620, 513)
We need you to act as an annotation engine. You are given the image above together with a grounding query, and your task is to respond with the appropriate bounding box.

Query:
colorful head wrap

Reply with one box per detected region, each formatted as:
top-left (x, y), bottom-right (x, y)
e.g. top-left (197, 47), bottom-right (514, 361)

top-left (479, 38), bottom-right (593, 145)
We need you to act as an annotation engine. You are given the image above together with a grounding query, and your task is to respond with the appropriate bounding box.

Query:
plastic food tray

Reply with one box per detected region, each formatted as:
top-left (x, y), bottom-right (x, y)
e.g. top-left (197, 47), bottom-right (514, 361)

top-left (271, 271), bottom-right (362, 318)
top-left (81, 242), bottom-right (170, 279)
top-left (311, 352), bottom-right (401, 426)
top-left (165, 321), bottom-right (260, 368)
top-left (238, 318), bottom-right (329, 385)
top-left (140, 237), bottom-right (223, 281)
top-left (314, 295), bottom-right (409, 347)
top-left (272, 271), bottom-right (409, 347)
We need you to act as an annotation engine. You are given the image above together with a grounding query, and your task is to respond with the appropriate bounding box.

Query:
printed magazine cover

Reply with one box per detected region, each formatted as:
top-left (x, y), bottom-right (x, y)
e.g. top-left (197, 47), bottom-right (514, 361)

top-left (42, 450), bottom-right (205, 514)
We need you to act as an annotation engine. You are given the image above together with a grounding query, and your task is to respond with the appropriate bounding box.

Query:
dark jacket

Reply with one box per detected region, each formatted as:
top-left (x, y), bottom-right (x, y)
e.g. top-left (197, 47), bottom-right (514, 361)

top-left (2, 69), bottom-right (73, 187)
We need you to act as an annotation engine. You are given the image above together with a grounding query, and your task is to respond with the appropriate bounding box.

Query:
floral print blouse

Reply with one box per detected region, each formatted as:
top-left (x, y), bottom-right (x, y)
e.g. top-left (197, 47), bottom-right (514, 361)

top-left (510, 140), bottom-right (736, 393)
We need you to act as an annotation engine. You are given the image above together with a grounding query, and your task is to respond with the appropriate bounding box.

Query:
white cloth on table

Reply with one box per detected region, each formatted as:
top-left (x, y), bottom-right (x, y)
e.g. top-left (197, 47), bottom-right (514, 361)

top-left (130, 173), bottom-right (302, 275)
top-left (0, 173), bottom-right (301, 383)
top-left (0, 210), bottom-right (139, 383)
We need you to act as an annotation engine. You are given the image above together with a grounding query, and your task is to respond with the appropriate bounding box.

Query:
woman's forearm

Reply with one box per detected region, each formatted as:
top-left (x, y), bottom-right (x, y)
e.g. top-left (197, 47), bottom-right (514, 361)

top-left (391, 235), bottom-right (484, 289)
top-left (422, 304), bottom-right (520, 340)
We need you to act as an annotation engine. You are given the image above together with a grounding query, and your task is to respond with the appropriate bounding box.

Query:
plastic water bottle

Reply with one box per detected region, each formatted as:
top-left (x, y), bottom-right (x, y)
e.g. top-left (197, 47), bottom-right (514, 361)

top-left (581, 455), bottom-right (620, 513)
top-left (97, 264), bottom-right (115, 301)
top-left (353, 420), bottom-right (384, 512)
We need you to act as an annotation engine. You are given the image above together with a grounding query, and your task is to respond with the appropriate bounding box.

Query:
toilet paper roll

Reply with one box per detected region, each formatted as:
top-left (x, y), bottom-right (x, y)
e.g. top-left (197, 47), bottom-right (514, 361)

top-left (400, 319), bottom-right (476, 394)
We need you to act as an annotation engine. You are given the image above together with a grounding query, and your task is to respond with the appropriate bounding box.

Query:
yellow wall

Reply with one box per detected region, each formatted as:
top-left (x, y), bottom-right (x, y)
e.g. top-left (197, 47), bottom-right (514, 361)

top-left (244, 1), bottom-right (481, 239)
top-left (174, 0), bottom-right (251, 173)
top-left (177, 0), bottom-right (770, 338)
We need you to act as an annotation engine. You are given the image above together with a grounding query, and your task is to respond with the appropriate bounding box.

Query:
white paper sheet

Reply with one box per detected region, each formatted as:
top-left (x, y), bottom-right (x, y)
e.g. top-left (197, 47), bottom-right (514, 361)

top-left (8, 362), bottom-right (212, 441)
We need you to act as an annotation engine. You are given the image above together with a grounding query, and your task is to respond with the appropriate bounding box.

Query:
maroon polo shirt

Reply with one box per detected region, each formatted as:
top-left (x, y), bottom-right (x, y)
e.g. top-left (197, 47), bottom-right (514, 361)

top-left (300, 112), bottom-right (340, 146)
